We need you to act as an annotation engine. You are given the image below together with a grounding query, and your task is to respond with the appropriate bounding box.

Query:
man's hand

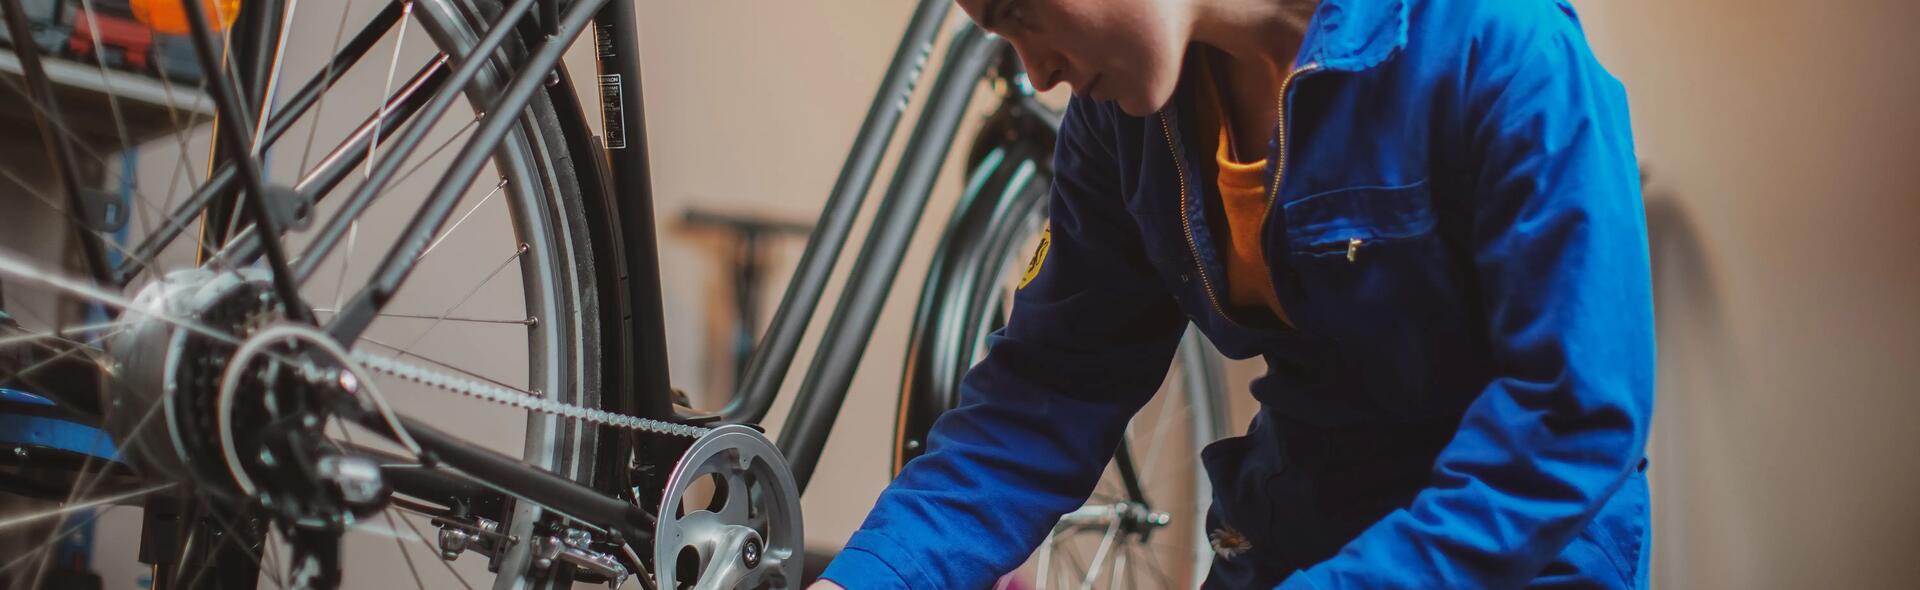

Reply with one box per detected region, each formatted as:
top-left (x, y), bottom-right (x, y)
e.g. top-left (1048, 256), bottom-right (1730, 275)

top-left (808, 581), bottom-right (844, 590)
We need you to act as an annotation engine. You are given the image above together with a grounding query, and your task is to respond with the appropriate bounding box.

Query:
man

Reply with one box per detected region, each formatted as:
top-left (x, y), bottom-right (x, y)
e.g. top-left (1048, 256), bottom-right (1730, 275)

top-left (820, 0), bottom-right (1653, 587)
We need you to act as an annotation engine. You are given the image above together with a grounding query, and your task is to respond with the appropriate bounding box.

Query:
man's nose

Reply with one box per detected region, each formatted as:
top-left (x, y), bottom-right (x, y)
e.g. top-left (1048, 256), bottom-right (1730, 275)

top-left (1011, 42), bottom-right (1065, 92)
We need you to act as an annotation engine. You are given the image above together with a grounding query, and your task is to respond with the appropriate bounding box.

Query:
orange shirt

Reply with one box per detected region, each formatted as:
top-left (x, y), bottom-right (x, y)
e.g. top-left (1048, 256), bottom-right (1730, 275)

top-left (1193, 58), bottom-right (1291, 327)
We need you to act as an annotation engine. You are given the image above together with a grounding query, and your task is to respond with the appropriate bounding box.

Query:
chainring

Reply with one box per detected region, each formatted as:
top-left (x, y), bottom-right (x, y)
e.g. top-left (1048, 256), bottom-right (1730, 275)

top-left (652, 425), bottom-right (804, 590)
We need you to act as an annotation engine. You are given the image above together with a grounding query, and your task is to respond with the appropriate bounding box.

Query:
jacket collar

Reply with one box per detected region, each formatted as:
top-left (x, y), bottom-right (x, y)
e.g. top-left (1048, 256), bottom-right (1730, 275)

top-left (1297, 0), bottom-right (1410, 72)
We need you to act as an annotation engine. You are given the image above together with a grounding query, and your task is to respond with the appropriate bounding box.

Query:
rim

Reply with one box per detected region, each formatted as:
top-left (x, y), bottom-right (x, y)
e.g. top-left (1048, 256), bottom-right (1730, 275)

top-left (965, 162), bottom-right (1223, 589)
top-left (0, 1), bottom-right (601, 588)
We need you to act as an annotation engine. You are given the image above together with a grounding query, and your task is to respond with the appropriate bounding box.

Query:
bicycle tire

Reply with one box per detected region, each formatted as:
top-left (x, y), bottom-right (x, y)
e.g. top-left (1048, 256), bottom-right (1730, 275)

top-left (893, 133), bottom-right (1229, 589)
top-left (0, 1), bottom-right (636, 587)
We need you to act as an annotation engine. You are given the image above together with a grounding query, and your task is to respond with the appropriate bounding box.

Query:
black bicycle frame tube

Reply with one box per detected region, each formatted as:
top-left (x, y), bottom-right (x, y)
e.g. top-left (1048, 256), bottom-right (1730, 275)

top-left (0, 0), bottom-right (112, 285)
top-left (198, 0), bottom-right (284, 249)
top-left (722, 0), bottom-right (953, 424)
top-left (590, 0), bottom-right (674, 422)
top-left (290, 0), bottom-right (540, 285)
top-left (213, 55), bottom-right (454, 267)
top-left (777, 27), bottom-right (1006, 491)
top-left (182, 0), bottom-right (311, 324)
top-left (346, 412), bottom-right (653, 543)
top-left (326, 0), bottom-right (608, 346)
top-left (115, 0), bottom-right (408, 286)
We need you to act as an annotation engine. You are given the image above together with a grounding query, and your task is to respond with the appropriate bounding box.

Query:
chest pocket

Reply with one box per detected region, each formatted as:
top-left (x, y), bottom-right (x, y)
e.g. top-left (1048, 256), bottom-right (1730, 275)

top-left (1280, 180), bottom-right (1469, 412)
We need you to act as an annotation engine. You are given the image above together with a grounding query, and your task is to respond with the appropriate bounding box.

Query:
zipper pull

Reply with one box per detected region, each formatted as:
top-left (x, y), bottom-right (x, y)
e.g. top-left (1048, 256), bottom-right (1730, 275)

top-left (1346, 237), bottom-right (1364, 262)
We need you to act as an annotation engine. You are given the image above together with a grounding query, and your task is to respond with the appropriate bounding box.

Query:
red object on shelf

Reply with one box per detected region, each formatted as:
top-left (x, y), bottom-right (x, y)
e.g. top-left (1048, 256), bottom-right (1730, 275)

top-left (68, 8), bottom-right (152, 71)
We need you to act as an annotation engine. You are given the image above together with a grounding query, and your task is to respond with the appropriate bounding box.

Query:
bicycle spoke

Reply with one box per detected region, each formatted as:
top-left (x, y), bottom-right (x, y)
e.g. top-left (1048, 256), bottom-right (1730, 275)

top-left (389, 114), bottom-right (480, 188)
top-left (0, 75), bottom-right (182, 226)
top-left (0, 482), bottom-right (173, 531)
top-left (0, 75), bottom-right (203, 277)
top-left (9, 408), bottom-right (159, 586)
top-left (380, 509), bottom-right (432, 590)
top-left (292, 0), bottom-right (540, 289)
top-left (313, 308), bottom-right (533, 326)
top-left (72, 0), bottom-right (147, 234)
top-left (357, 336), bottom-right (537, 394)
top-left (416, 177), bottom-right (509, 262)
top-left (1036, 527), bottom-right (1056, 590)
top-left (180, 0), bottom-right (312, 323)
top-left (393, 244), bottom-right (527, 352)
top-left (366, 0), bottom-right (416, 177)
top-left (2, 167), bottom-right (175, 281)
top-left (0, 502), bottom-right (128, 579)
top-left (0, 318), bottom-right (127, 348)
top-left (148, 36), bottom-right (217, 196)
top-left (332, 220), bottom-right (360, 308)
top-left (1135, 384), bottom-right (1182, 484)
top-left (0, 251), bottom-right (244, 348)
top-left (175, 519), bottom-right (232, 590)
top-left (0, 1), bottom-right (601, 587)
top-left (321, 0), bottom-right (608, 348)
top-left (249, 0), bottom-right (302, 155)
top-left (193, 497), bottom-right (290, 590)
top-left (339, 420), bottom-right (475, 590)
top-left (1078, 517), bottom-right (1122, 590)
top-left (1060, 535), bottom-right (1089, 589)
top-left (0, 326), bottom-right (126, 388)
top-left (1138, 542), bottom-right (1175, 590)
top-left (299, 0), bottom-right (359, 175)
top-left (387, 507), bottom-right (478, 590)
top-left (215, 54), bottom-right (455, 275)
top-left (126, 2), bottom-right (413, 284)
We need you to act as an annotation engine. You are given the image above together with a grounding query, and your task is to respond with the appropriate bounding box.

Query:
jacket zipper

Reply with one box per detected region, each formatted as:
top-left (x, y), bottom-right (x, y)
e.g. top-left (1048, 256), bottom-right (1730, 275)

top-left (1160, 63), bottom-right (1322, 329)
top-left (1161, 113), bottom-right (1248, 328)
top-left (1263, 62), bottom-right (1327, 303)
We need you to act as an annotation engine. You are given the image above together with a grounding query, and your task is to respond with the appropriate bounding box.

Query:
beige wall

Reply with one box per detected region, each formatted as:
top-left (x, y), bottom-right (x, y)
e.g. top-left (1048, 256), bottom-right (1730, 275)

top-left (1573, 0), bottom-right (1920, 587)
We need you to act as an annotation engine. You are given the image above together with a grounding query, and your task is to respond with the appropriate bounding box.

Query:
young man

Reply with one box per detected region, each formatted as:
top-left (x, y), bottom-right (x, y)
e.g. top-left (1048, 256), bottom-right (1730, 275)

top-left (820, 0), bottom-right (1653, 587)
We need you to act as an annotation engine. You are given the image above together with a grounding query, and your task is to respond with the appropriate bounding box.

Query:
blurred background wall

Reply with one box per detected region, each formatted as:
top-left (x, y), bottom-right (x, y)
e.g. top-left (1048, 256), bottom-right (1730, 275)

top-left (611, 1), bottom-right (1920, 587)
top-left (1, 0), bottom-right (1910, 587)
top-left (1572, 0), bottom-right (1920, 587)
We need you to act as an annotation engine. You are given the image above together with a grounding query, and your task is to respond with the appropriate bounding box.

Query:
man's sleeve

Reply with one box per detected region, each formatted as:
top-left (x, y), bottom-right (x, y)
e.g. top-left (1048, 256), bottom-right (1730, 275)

top-left (1279, 9), bottom-right (1655, 590)
top-left (821, 97), bottom-right (1189, 589)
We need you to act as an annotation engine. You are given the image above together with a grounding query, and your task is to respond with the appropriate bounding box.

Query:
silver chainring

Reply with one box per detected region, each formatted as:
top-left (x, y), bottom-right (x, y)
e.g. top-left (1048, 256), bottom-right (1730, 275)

top-left (654, 425), bottom-right (804, 590)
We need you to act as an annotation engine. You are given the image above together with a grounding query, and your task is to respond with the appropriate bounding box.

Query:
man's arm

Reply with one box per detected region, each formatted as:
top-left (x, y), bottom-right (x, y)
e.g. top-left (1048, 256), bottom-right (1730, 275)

top-left (1279, 8), bottom-right (1653, 589)
top-left (819, 97), bottom-right (1189, 589)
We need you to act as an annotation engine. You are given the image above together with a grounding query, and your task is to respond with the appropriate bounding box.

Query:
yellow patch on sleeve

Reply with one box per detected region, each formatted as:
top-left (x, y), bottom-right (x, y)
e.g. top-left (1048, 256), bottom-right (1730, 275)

top-left (1018, 225), bottom-right (1050, 290)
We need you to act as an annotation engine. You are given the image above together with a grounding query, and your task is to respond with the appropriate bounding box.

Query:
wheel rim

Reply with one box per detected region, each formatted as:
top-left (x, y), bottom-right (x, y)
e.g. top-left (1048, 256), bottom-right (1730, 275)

top-left (0, 1), bottom-right (603, 588)
top-left (958, 155), bottom-right (1226, 589)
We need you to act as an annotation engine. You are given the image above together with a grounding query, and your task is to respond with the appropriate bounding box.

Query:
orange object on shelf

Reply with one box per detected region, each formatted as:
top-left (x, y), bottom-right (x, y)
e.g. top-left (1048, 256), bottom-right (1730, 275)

top-left (131, 0), bottom-right (242, 35)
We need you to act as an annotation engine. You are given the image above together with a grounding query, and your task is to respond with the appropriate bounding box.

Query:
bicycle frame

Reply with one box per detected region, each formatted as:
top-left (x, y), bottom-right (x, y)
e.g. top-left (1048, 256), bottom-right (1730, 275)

top-left (363, 0), bottom-right (1015, 545)
top-left (574, 0), bottom-right (1026, 491)
top-left (2, 0), bottom-right (1026, 559)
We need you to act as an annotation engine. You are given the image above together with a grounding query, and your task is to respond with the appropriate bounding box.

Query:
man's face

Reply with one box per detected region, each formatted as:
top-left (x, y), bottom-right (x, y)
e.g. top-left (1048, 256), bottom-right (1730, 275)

top-left (958, 0), bottom-right (1189, 117)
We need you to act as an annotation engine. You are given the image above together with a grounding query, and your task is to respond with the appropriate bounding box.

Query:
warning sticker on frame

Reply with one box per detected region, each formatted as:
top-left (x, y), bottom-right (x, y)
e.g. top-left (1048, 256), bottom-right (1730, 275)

top-left (600, 74), bottom-right (628, 149)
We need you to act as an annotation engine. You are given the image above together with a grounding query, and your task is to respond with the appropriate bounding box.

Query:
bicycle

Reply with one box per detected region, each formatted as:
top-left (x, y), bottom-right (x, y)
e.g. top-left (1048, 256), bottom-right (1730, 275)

top-left (0, 0), bottom-right (1228, 588)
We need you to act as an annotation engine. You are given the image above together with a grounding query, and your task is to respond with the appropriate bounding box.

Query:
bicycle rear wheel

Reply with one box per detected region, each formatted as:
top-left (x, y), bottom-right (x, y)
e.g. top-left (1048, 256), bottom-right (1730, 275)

top-left (894, 136), bottom-right (1229, 589)
top-left (0, 1), bottom-right (629, 588)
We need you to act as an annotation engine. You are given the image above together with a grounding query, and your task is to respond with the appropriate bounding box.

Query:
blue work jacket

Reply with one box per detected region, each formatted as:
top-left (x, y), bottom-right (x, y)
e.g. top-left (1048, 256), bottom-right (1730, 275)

top-left (824, 0), bottom-right (1654, 587)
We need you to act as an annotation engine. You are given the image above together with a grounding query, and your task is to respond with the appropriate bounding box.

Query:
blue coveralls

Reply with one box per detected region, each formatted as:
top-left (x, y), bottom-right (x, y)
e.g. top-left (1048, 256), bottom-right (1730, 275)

top-left (823, 0), bottom-right (1655, 587)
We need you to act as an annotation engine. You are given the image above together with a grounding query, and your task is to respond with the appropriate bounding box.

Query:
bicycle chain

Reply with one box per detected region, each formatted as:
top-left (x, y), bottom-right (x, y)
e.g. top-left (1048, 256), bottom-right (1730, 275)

top-left (350, 351), bottom-right (713, 439)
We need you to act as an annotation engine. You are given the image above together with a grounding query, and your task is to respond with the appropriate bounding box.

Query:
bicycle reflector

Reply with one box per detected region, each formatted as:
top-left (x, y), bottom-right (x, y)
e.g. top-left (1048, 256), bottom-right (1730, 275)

top-left (130, 0), bottom-right (241, 35)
